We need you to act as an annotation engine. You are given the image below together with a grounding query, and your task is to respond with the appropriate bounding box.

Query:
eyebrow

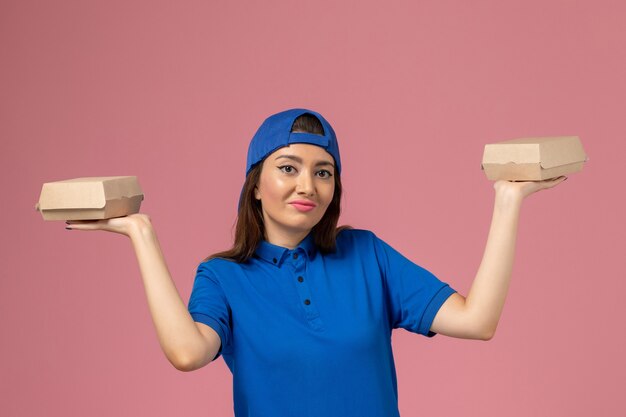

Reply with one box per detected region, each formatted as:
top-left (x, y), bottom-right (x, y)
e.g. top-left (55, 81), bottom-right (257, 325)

top-left (274, 154), bottom-right (335, 168)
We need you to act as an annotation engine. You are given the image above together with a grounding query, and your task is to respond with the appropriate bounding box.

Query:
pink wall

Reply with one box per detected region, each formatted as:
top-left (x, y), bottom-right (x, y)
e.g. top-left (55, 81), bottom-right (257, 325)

top-left (2, 1), bottom-right (625, 416)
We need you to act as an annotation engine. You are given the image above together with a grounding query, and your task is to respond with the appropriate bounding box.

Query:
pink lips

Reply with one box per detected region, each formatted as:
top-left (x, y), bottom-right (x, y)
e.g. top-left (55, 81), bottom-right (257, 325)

top-left (289, 200), bottom-right (316, 212)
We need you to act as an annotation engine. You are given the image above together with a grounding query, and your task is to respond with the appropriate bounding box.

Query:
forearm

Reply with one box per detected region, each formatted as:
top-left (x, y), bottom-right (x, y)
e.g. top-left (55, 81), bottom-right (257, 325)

top-left (129, 223), bottom-right (208, 369)
top-left (464, 190), bottom-right (523, 337)
top-left (430, 177), bottom-right (565, 340)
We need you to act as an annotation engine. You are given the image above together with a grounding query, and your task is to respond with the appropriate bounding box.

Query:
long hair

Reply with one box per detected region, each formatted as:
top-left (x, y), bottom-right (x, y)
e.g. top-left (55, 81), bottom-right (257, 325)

top-left (203, 113), bottom-right (352, 263)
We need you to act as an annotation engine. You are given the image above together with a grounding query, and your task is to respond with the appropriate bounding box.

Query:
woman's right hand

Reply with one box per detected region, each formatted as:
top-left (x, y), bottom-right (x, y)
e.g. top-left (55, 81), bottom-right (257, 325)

top-left (65, 213), bottom-right (152, 238)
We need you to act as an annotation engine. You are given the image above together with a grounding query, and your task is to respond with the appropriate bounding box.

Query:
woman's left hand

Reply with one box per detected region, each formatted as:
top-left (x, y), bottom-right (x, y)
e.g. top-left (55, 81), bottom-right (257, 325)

top-left (493, 175), bottom-right (568, 201)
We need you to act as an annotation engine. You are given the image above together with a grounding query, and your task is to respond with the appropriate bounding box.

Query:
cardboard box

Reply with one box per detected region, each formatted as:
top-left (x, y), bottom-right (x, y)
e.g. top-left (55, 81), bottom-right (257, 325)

top-left (481, 136), bottom-right (587, 181)
top-left (35, 176), bottom-right (144, 221)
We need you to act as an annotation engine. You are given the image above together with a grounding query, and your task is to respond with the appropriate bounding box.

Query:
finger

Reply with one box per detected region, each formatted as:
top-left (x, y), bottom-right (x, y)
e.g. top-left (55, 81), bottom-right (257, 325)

top-left (66, 219), bottom-right (100, 223)
top-left (65, 219), bottom-right (107, 230)
top-left (534, 176), bottom-right (565, 192)
top-left (545, 176), bottom-right (567, 187)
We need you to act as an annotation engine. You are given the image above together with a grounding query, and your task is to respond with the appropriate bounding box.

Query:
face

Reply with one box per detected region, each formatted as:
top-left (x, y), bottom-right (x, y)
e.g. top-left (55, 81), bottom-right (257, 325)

top-left (254, 143), bottom-right (336, 240)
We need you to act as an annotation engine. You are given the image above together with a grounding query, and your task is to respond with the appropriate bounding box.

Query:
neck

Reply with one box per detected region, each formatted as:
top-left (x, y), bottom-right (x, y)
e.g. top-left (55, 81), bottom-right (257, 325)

top-left (264, 228), bottom-right (311, 249)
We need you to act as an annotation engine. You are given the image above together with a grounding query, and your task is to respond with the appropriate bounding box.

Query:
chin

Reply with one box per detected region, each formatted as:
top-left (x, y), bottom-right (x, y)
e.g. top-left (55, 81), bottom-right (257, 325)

top-left (285, 218), bottom-right (319, 232)
top-left (290, 222), bottom-right (317, 232)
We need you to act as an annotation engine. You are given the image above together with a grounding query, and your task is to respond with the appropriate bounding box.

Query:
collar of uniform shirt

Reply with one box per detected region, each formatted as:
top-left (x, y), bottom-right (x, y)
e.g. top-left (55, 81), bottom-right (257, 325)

top-left (253, 231), bottom-right (317, 267)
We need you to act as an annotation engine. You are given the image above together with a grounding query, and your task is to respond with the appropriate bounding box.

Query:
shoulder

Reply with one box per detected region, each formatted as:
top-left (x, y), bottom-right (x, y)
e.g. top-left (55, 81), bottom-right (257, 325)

top-left (335, 227), bottom-right (380, 250)
top-left (337, 227), bottom-right (373, 239)
top-left (195, 257), bottom-right (242, 282)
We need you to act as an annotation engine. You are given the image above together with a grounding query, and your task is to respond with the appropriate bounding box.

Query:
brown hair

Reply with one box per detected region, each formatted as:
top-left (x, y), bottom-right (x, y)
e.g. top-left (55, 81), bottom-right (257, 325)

top-left (203, 113), bottom-right (352, 263)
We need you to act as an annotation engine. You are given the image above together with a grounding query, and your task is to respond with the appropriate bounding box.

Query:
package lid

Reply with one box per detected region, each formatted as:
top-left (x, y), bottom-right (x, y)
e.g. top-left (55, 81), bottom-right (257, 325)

top-left (37, 176), bottom-right (143, 210)
top-left (482, 136), bottom-right (587, 169)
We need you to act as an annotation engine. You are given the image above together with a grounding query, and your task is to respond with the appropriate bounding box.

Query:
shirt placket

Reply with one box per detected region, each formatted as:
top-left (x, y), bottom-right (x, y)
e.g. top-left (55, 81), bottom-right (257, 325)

top-left (288, 248), bottom-right (325, 331)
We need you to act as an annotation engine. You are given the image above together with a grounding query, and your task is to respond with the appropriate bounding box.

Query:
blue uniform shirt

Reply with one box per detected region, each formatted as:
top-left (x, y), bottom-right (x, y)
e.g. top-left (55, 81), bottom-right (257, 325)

top-left (188, 228), bottom-right (456, 417)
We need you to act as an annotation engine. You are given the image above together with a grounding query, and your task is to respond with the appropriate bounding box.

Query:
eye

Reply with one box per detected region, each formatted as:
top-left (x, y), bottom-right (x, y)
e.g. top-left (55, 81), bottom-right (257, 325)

top-left (317, 170), bottom-right (333, 179)
top-left (278, 165), bottom-right (296, 174)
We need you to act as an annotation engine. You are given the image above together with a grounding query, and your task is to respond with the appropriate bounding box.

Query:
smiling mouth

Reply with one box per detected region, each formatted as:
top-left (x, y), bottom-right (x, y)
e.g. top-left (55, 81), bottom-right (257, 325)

top-left (289, 203), bottom-right (316, 212)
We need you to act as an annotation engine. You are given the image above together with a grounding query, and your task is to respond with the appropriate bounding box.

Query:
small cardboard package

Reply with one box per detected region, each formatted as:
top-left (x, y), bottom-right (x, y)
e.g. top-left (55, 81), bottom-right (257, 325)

top-left (35, 176), bottom-right (144, 221)
top-left (481, 136), bottom-right (587, 181)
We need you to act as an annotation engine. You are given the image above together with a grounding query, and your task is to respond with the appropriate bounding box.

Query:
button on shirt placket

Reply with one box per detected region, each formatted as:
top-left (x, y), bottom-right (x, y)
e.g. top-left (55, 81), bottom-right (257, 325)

top-left (289, 248), bottom-right (323, 330)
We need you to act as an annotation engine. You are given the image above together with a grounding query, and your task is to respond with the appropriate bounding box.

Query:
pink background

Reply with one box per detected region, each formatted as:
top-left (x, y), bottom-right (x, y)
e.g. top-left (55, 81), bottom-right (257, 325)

top-left (2, 1), bottom-right (625, 416)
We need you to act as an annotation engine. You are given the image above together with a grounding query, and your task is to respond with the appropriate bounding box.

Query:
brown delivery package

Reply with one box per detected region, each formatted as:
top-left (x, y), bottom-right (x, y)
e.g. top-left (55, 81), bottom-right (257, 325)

top-left (481, 136), bottom-right (587, 181)
top-left (36, 176), bottom-right (144, 221)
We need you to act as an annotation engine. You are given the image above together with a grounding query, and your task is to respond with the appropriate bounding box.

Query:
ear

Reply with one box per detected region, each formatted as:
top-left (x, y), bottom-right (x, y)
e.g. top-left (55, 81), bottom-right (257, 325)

top-left (254, 186), bottom-right (261, 200)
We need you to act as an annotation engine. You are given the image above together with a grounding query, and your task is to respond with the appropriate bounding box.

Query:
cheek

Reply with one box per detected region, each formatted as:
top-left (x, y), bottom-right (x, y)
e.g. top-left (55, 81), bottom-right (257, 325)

top-left (259, 175), bottom-right (289, 203)
top-left (323, 182), bottom-right (336, 202)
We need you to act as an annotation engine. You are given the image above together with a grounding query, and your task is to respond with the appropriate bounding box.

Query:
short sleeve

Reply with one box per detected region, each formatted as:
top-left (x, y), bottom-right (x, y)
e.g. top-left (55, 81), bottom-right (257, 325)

top-left (187, 261), bottom-right (232, 361)
top-left (372, 232), bottom-right (456, 337)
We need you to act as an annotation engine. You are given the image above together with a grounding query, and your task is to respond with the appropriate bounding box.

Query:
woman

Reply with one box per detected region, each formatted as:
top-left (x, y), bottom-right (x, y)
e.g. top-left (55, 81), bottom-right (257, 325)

top-left (66, 108), bottom-right (565, 416)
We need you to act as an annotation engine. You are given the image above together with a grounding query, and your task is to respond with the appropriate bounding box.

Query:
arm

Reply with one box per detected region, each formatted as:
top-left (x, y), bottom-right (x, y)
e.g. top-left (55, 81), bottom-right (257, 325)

top-left (67, 214), bottom-right (220, 371)
top-left (128, 217), bottom-right (221, 370)
top-left (429, 176), bottom-right (567, 340)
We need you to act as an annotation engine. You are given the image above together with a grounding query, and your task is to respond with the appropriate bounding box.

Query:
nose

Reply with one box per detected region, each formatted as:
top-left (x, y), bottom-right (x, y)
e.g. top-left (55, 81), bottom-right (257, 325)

top-left (296, 171), bottom-right (315, 196)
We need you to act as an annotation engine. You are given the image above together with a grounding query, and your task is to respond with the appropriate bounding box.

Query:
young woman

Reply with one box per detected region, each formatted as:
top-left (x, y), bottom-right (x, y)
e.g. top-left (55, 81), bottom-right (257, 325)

top-left (66, 108), bottom-right (566, 416)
